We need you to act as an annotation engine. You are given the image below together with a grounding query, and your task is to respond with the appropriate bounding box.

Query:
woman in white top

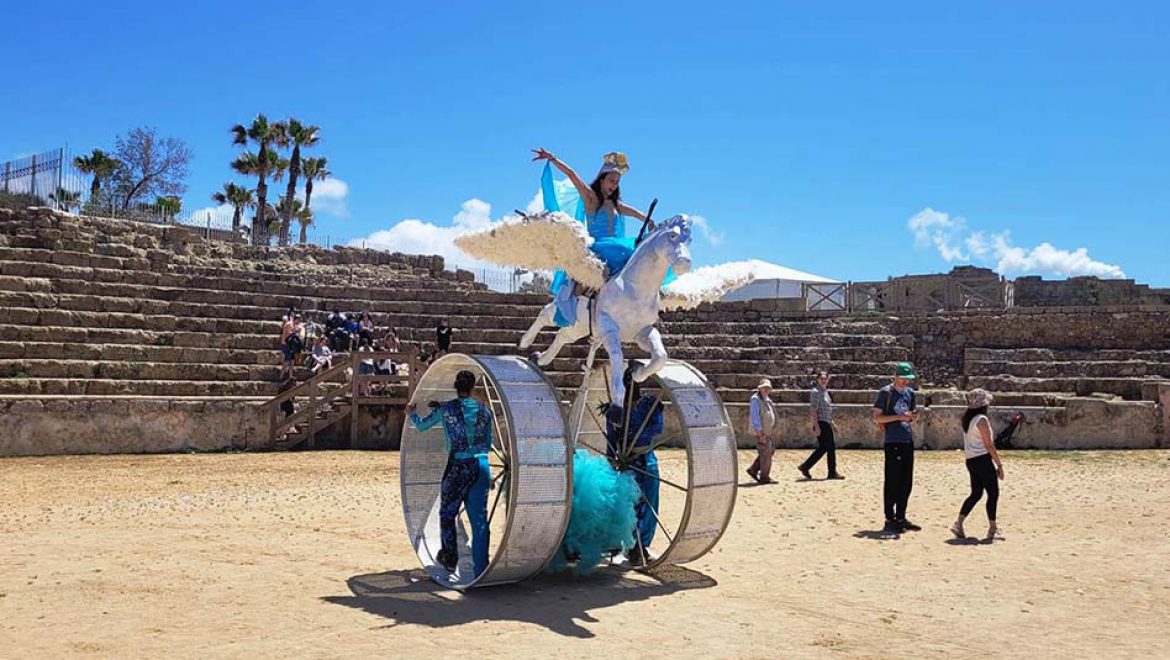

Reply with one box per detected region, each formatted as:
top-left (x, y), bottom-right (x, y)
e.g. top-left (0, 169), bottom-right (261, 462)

top-left (951, 389), bottom-right (1005, 540)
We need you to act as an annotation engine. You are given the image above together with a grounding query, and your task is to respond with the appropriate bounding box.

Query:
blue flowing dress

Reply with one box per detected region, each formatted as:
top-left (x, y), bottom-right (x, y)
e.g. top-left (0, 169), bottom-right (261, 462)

top-left (542, 164), bottom-right (650, 327)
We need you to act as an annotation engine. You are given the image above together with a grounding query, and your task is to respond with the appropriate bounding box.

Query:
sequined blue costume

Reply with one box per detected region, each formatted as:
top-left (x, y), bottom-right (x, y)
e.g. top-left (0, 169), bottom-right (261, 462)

top-left (410, 397), bottom-right (493, 576)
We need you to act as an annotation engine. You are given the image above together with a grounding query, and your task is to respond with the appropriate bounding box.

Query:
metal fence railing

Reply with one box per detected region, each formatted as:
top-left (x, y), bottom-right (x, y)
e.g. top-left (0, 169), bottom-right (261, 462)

top-left (1, 146), bottom-right (238, 238)
top-left (803, 279), bottom-right (1014, 312)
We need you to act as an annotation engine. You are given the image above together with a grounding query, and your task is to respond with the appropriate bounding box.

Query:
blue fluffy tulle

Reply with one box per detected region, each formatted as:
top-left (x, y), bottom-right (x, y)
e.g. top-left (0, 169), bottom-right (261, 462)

top-left (546, 449), bottom-right (641, 575)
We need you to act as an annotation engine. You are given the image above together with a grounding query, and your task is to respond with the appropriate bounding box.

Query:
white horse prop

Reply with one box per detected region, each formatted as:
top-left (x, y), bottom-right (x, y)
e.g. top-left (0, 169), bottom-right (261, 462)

top-left (454, 212), bottom-right (757, 407)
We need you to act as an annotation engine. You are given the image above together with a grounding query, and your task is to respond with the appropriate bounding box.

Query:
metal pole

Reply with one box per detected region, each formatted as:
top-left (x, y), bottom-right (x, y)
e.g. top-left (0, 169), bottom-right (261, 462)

top-left (55, 147), bottom-right (64, 211)
top-left (29, 153), bottom-right (37, 200)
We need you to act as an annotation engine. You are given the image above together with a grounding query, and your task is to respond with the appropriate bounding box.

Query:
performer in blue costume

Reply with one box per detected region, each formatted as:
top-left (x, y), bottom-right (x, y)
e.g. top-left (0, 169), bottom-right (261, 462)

top-left (408, 370), bottom-right (493, 577)
top-left (605, 368), bottom-right (664, 564)
top-left (530, 148), bottom-right (656, 327)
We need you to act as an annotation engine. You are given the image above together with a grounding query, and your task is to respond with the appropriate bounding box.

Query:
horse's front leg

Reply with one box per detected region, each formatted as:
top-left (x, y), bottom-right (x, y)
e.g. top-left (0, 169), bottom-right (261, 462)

top-left (596, 313), bottom-right (626, 407)
top-left (632, 326), bottom-right (668, 383)
top-left (519, 302), bottom-right (555, 350)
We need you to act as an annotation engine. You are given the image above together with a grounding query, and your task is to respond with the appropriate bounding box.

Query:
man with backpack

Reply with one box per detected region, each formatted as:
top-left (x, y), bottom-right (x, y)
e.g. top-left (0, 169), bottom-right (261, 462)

top-left (872, 362), bottom-right (922, 532)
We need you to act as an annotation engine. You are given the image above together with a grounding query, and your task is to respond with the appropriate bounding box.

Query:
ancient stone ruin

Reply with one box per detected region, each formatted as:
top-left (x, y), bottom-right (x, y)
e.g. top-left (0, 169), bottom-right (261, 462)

top-left (0, 207), bottom-right (1167, 455)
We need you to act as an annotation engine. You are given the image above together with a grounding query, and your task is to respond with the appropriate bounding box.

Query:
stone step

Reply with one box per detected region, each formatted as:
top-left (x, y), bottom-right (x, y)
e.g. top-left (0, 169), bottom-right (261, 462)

top-left (0, 250), bottom-right (476, 296)
top-left (0, 289), bottom-right (545, 324)
top-left (0, 359), bottom-right (282, 382)
top-left (0, 341), bottom-right (285, 365)
top-left (964, 375), bottom-right (1163, 401)
top-left (965, 347), bottom-right (1170, 363)
top-left (450, 340), bottom-right (911, 363)
top-left (0, 378), bottom-right (279, 397)
top-left (965, 359), bottom-right (1170, 379)
top-left (0, 273), bottom-right (547, 308)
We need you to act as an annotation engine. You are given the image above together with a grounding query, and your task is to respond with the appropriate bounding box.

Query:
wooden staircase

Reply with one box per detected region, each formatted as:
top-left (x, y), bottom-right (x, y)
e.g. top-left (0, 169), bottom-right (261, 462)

top-left (259, 350), bottom-right (419, 450)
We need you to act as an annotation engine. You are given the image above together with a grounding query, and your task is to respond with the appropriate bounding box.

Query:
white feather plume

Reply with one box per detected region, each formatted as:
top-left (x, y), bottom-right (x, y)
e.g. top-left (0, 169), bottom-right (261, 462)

top-left (659, 260), bottom-right (763, 310)
top-left (453, 211), bottom-right (606, 290)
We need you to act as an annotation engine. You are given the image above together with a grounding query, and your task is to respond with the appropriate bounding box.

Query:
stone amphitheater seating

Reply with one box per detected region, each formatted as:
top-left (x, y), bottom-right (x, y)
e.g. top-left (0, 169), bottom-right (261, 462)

top-left (0, 207), bottom-right (1165, 454)
top-left (964, 347), bottom-right (1170, 400)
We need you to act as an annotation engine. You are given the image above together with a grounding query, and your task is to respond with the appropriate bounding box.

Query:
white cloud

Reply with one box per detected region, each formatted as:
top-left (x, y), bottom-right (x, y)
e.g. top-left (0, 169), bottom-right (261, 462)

top-left (907, 208), bottom-right (1125, 279)
top-left (350, 198), bottom-right (522, 273)
top-left (306, 177), bottom-right (349, 217)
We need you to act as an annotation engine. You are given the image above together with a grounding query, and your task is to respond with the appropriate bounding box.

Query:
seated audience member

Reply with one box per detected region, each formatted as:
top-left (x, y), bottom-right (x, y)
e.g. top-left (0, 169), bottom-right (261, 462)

top-left (310, 336), bottom-right (333, 374)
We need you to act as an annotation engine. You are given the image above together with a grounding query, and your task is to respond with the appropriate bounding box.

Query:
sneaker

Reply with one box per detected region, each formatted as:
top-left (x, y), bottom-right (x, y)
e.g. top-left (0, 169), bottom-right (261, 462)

top-left (950, 522), bottom-right (966, 539)
top-left (437, 555), bottom-right (458, 572)
top-left (827, 473), bottom-right (845, 480)
top-left (798, 466), bottom-right (812, 480)
top-left (883, 519), bottom-right (902, 532)
top-left (746, 468), bottom-right (759, 482)
top-left (759, 476), bottom-right (777, 484)
top-left (899, 519), bottom-right (922, 532)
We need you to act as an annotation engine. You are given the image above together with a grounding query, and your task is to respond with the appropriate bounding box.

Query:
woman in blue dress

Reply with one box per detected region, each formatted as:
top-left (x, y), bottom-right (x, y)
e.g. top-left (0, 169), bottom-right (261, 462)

top-left (530, 148), bottom-right (655, 326)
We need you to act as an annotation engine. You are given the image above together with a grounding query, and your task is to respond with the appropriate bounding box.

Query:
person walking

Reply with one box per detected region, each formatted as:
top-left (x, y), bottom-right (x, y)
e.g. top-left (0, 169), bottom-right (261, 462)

top-left (799, 371), bottom-right (844, 480)
top-left (746, 379), bottom-right (777, 484)
top-left (872, 363), bottom-right (922, 532)
top-left (951, 389), bottom-right (1005, 541)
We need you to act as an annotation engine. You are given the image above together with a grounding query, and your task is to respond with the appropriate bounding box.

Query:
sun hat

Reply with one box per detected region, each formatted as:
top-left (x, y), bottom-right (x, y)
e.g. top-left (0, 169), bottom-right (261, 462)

top-left (966, 388), bottom-right (994, 409)
top-left (757, 379), bottom-right (772, 390)
top-left (894, 362), bottom-right (917, 379)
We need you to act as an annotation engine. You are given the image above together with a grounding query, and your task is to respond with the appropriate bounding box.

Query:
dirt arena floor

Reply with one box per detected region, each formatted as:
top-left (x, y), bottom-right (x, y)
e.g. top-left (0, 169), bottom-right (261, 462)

top-left (2, 449), bottom-right (1168, 659)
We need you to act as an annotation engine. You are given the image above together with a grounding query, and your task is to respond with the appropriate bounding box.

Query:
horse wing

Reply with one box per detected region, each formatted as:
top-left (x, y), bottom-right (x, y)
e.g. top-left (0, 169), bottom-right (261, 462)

top-left (659, 260), bottom-right (763, 310)
top-left (453, 211), bottom-right (606, 289)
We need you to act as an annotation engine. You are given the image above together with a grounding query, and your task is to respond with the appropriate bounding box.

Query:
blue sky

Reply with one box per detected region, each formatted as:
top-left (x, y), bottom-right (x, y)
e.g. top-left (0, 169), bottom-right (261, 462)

top-left (4, 1), bottom-right (1168, 285)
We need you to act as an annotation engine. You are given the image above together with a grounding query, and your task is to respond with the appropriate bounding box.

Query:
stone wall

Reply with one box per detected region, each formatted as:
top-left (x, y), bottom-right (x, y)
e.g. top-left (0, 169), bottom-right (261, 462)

top-left (0, 399), bottom-right (262, 455)
top-left (1015, 276), bottom-right (1170, 307)
top-left (889, 307), bottom-right (1170, 384)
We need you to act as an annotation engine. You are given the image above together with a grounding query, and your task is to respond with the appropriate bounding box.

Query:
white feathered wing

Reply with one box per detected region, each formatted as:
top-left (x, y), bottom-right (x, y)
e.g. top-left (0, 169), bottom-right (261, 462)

top-left (452, 211), bottom-right (606, 290)
top-left (659, 260), bottom-right (764, 310)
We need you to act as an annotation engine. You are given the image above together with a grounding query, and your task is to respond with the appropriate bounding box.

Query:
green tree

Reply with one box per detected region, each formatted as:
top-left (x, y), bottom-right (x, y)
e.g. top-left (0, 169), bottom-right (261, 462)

top-left (210, 182), bottom-right (255, 237)
top-left (112, 127), bottom-right (192, 211)
top-left (300, 156), bottom-right (331, 217)
top-left (155, 195), bottom-right (182, 222)
top-left (274, 119), bottom-right (321, 247)
top-left (230, 115), bottom-right (282, 245)
top-left (72, 148), bottom-right (119, 204)
top-left (277, 196), bottom-right (314, 245)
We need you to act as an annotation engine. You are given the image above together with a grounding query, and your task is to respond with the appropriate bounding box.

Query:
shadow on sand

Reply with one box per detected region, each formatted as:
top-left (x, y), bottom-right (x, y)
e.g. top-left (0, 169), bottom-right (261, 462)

top-left (853, 528), bottom-right (902, 541)
top-left (323, 564), bottom-right (717, 638)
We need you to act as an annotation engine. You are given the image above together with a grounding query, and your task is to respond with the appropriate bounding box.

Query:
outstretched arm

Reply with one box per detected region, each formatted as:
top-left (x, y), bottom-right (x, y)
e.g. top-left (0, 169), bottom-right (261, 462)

top-left (532, 148), bottom-right (598, 211)
top-left (617, 202), bottom-right (648, 224)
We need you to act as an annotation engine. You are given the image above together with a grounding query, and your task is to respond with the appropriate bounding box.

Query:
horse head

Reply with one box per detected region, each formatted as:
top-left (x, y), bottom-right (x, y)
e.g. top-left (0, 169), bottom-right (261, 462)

top-left (644, 214), bottom-right (693, 276)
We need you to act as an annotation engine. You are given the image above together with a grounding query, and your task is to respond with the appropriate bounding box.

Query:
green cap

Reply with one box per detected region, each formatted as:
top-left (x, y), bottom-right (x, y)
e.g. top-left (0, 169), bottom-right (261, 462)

top-left (895, 362), bottom-right (917, 379)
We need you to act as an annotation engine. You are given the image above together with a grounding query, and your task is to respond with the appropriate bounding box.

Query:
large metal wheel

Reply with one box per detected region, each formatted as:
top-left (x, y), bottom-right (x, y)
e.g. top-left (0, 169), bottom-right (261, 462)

top-left (400, 354), bottom-right (572, 589)
top-left (566, 359), bottom-right (738, 570)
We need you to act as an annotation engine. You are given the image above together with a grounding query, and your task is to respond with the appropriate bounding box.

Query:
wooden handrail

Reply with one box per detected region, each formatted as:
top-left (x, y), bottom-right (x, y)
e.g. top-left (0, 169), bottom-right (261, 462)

top-left (265, 348), bottom-right (421, 448)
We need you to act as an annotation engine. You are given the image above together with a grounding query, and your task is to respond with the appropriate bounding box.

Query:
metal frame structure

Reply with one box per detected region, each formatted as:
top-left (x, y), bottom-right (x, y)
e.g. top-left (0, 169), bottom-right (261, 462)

top-left (400, 354), bottom-right (572, 589)
top-left (566, 359), bottom-right (738, 570)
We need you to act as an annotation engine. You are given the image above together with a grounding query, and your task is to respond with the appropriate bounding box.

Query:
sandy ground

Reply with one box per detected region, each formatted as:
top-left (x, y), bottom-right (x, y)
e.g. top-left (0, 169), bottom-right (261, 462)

top-left (2, 449), bottom-right (1169, 659)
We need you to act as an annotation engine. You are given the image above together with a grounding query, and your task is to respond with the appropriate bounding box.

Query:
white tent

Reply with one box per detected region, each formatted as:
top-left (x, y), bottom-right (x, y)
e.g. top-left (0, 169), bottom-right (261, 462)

top-left (720, 259), bottom-right (841, 305)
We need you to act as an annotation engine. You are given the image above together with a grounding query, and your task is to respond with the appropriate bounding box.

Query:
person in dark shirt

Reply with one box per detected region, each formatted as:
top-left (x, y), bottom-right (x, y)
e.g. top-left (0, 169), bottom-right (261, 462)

top-left (872, 363), bottom-right (922, 532)
top-left (436, 319), bottom-right (453, 356)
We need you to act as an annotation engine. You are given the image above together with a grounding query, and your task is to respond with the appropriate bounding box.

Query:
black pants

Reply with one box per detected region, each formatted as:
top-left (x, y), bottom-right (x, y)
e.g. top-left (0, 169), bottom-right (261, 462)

top-left (883, 443), bottom-right (914, 521)
top-left (801, 421), bottom-right (837, 475)
top-left (960, 453), bottom-right (999, 521)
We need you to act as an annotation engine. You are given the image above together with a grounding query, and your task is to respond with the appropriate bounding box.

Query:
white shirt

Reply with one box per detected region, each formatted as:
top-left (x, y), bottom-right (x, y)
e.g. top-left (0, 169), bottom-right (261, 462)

top-left (964, 414), bottom-right (991, 459)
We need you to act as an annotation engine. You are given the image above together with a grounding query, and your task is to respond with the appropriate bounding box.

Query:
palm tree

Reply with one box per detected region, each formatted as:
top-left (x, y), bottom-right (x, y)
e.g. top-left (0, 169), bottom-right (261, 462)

top-left (211, 182), bottom-right (255, 237)
top-left (278, 196), bottom-right (315, 245)
top-left (72, 149), bottom-right (118, 204)
top-left (300, 156), bottom-right (331, 216)
top-left (155, 195), bottom-right (181, 222)
top-left (230, 150), bottom-right (287, 244)
top-left (274, 119), bottom-right (321, 247)
top-left (230, 115), bottom-right (282, 245)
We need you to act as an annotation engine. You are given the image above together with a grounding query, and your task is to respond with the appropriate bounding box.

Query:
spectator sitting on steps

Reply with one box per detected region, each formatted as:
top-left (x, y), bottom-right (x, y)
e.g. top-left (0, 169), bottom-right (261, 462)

top-left (357, 338), bottom-right (376, 396)
top-left (310, 336), bottom-right (333, 375)
top-left (278, 376), bottom-right (297, 419)
top-left (325, 308), bottom-right (346, 350)
top-left (359, 312), bottom-right (376, 344)
top-left (436, 319), bottom-right (453, 357)
top-left (343, 314), bottom-right (362, 352)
